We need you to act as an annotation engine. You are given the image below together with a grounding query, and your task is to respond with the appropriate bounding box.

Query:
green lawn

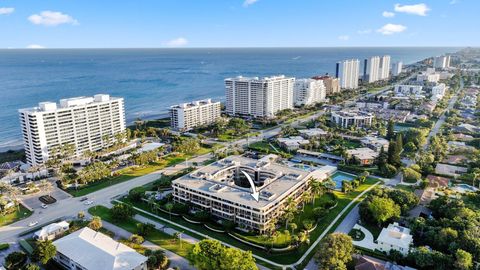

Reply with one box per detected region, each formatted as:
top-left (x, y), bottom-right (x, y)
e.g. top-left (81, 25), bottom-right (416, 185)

top-left (68, 147), bottom-right (212, 197)
top-left (0, 204), bottom-right (32, 227)
top-left (248, 141), bottom-right (292, 158)
top-left (119, 177), bottom-right (379, 266)
top-left (88, 206), bottom-right (194, 257)
top-left (361, 222), bottom-right (382, 239)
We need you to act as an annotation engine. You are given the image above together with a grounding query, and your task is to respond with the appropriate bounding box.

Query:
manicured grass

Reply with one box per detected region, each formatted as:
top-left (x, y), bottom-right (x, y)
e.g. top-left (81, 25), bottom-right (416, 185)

top-left (68, 147), bottom-right (212, 197)
top-left (396, 184), bottom-right (416, 193)
top-left (120, 178), bottom-right (379, 265)
top-left (248, 141), bottom-right (292, 158)
top-left (88, 206), bottom-right (194, 257)
top-left (0, 204), bottom-right (32, 227)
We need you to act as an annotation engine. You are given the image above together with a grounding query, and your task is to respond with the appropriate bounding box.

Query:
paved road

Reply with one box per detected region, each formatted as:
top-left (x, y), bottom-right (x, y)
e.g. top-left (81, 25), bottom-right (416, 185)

top-left (0, 153), bottom-right (212, 244)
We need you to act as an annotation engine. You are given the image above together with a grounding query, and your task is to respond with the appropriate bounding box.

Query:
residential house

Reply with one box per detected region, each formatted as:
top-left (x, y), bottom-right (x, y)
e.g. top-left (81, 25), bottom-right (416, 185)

top-left (53, 227), bottom-right (148, 270)
top-left (435, 163), bottom-right (468, 178)
top-left (346, 148), bottom-right (378, 165)
top-left (377, 223), bottom-right (413, 255)
top-left (34, 221), bottom-right (70, 241)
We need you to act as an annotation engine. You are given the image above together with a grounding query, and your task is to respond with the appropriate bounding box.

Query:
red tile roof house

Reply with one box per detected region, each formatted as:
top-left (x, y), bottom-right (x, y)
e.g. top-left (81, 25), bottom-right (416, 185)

top-left (426, 175), bottom-right (451, 189)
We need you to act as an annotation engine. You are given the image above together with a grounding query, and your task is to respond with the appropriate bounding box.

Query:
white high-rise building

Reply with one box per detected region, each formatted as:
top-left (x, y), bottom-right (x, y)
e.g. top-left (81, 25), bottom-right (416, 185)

top-left (336, 59), bottom-right (360, 89)
top-left (293, 79), bottom-right (326, 106)
top-left (170, 99), bottom-right (221, 131)
top-left (225, 75), bottom-right (294, 118)
top-left (19, 94), bottom-right (126, 166)
top-left (392, 61), bottom-right (403, 76)
top-left (379, 55), bottom-right (391, 80)
top-left (433, 55), bottom-right (451, 69)
top-left (364, 56), bottom-right (381, 83)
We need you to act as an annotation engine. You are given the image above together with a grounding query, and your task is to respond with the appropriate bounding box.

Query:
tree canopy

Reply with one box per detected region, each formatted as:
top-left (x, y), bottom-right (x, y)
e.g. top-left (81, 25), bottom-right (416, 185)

top-left (316, 233), bottom-right (354, 270)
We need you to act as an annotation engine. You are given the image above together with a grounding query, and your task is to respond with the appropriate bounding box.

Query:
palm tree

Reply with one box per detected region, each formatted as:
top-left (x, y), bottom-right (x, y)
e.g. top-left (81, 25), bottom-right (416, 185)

top-left (165, 203), bottom-right (174, 220)
top-left (302, 190), bottom-right (313, 210)
top-left (299, 230), bottom-right (311, 246)
top-left (322, 177), bottom-right (337, 191)
top-left (309, 178), bottom-right (324, 206)
top-left (173, 232), bottom-right (182, 248)
top-left (283, 210), bottom-right (295, 230)
top-left (0, 183), bottom-right (20, 211)
top-left (289, 223), bottom-right (298, 234)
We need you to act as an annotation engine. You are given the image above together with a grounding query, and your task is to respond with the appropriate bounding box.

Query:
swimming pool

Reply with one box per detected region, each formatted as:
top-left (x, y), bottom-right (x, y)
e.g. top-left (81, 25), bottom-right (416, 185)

top-left (454, 184), bottom-right (479, 193)
top-left (331, 171), bottom-right (356, 189)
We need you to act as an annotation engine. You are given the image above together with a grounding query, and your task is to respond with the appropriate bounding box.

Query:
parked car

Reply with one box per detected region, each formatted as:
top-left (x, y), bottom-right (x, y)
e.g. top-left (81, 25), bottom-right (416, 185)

top-left (80, 197), bottom-right (88, 202)
top-left (84, 200), bottom-right (93, 205)
top-left (28, 221), bottom-right (39, 227)
top-left (41, 203), bottom-right (48, 209)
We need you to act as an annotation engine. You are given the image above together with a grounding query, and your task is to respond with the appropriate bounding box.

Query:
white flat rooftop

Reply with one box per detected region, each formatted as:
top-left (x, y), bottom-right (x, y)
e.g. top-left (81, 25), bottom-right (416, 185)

top-left (173, 155), bottom-right (336, 210)
top-left (53, 227), bottom-right (146, 270)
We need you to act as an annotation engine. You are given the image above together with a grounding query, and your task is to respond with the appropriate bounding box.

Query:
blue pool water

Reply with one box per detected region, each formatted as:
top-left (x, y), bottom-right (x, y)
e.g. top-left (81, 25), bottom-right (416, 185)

top-left (331, 171), bottom-right (356, 189)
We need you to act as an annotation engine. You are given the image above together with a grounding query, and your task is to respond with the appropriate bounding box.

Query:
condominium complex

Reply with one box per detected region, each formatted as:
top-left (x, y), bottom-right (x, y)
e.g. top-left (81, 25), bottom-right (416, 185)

top-left (172, 155), bottom-right (336, 232)
top-left (19, 94), bottom-right (126, 166)
top-left (433, 55), bottom-right (451, 69)
top-left (394, 85), bottom-right (424, 96)
top-left (363, 56), bottom-right (381, 83)
top-left (225, 75), bottom-right (294, 118)
top-left (392, 61), bottom-right (403, 76)
top-left (293, 78), bottom-right (326, 106)
top-left (170, 99), bottom-right (221, 131)
top-left (311, 75), bottom-right (340, 95)
top-left (336, 59), bottom-right (360, 89)
top-left (331, 110), bottom-right (373, 128)
top-left (379, 55), bottom-right (391, 80)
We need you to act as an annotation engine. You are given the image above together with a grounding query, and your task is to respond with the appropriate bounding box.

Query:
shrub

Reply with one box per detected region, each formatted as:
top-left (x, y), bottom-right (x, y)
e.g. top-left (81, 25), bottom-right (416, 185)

top-left (302, 219), bottom-right (315, 230)
top-left (128, 187), bottom-right (145, 202)
top-left (403, 167), bottom-right (422, 183)
top-left (313, 207), bottom-right (328, 220)
top-left (0, 243), bottom-right (10, 251)
top-left (129, 234), bottom-right (144, 244)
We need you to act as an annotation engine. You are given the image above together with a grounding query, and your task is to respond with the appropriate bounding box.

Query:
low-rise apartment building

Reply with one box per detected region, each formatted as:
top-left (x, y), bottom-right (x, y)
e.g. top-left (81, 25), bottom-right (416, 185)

top-left (19, 94), bottom-right (126, 166)
top-left (170, 99), bottom-right (221, 131)
top-left (331, 110), bottom-right (373, 128)
top-left (172, 155), bottom-right (336, 232)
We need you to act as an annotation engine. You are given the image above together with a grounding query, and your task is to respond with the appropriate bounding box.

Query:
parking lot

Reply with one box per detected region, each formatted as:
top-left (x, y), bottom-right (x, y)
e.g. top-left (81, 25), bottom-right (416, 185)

top-left (20, 187), bottom-right (71, 210)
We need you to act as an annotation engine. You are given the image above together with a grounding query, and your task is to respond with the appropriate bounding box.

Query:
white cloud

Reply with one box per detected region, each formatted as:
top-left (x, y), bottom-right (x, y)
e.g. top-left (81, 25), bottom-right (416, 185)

top-left (28, 11), bottom-right (78, 26)
top-left (243, 0), bottom-right (259, 7)
top-left (338, 35), bottom-right (350, 41)
top-left (26, 44), bottom-right (46, 49)
top-left (377, 23), bottom-right (407, 35)
top-left (357, 29), bottom-right (372, 35)
top-left (382, 11), bottom-right (395, 18)
top-left (0, 7), bottom-right (14, 15)
top-left (165, 37), bottom-right (188, 47)
top-left (394, 3), bottom-right (430, 16)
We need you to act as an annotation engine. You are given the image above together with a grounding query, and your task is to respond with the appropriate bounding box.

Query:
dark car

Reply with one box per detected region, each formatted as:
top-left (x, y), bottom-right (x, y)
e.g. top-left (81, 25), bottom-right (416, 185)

top-left (80, 197), bottom-right (88, 202)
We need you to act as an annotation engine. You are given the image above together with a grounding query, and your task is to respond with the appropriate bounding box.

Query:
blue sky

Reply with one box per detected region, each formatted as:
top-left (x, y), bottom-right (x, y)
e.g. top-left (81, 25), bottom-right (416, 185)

top-left (0, 0), bottom-right (477, 48)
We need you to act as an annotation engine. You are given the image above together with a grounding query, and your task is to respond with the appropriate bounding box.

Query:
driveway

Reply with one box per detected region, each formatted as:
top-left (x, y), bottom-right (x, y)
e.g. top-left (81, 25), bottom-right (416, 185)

top-left (352, 224), bottom-right (378, 250)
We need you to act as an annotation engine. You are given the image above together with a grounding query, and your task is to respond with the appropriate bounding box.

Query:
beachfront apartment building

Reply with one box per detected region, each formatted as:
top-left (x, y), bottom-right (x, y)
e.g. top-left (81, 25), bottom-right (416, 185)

top-left (172, 154), bottom-right (336, 232)
top-left (311, 75), bottom-right (340, 95)
top-left (225, 75), bottom-right (294, 118)
top-left (434, 55), bottom-right (451, 69)
top-left (392, 61), bottom-right (403, 76)
top-left (19, 94), bottom-right (126, 166)
top-left (379, 55), bottom-right (391, 80)
top-left (170, 99), bottom-right (221, 131)
top-left (330, 110), bottom-right (373, 128)
top-left (363, 56), bottom-right (381, 83)
top-left (293, 78), bottom-right (326, 106)
top-left (336, 59), bottom-right (360, 89)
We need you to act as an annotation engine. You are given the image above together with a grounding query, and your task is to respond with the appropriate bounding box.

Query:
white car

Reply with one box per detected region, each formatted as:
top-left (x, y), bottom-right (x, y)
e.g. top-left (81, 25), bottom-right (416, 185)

top-left (41, 204), bottom-right (48, 209)
top-left (28, 221), bottom-right (38, 227)
top-left (84, 200), bottom-right (93, 205)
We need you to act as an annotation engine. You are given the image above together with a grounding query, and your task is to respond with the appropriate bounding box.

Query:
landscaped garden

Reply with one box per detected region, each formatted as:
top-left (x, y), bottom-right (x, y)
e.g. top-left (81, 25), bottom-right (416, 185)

top-left (0, 204), bottom-right (32, 227)
top-left (66, 145), bottom-right (214, 197)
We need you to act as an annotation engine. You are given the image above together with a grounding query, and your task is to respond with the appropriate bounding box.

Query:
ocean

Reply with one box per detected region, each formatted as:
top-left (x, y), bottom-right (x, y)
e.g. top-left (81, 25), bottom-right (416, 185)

top-left (0, 47), bottom-right (460, 151)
